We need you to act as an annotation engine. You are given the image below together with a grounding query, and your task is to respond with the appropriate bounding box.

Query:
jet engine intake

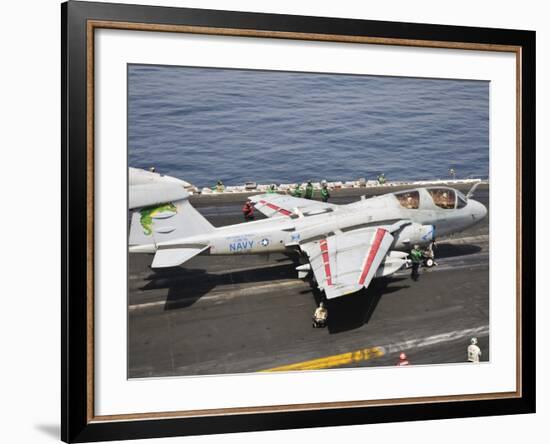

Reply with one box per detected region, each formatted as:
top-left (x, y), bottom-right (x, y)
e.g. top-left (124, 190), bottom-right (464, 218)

top-left (393, 223), bottom-right (434, 250)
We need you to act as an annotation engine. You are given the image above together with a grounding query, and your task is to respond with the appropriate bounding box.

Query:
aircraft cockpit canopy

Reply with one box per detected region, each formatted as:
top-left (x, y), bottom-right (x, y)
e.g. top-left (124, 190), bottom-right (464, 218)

top-left (395, 188), bottom-right (469, 210)
top-left (395, 190), bottom-right (420, 209)
top-left (456, 193), bottom-right (468, 209)
top-left (427, 188), bottom-right (467, 209)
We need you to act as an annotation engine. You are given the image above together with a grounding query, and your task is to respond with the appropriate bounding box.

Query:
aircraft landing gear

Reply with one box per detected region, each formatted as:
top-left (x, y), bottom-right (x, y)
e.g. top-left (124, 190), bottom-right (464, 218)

top-left (422, 241), bottom-right (437, 268)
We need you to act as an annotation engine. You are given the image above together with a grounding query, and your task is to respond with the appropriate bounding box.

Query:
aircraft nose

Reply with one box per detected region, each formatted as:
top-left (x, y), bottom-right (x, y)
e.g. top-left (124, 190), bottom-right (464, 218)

top-left (471, 199), bottom-right (487, 221)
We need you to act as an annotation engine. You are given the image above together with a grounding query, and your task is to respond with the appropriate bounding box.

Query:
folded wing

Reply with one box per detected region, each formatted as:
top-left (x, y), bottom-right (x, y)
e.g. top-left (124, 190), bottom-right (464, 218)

top-left (249, 193), bottom-right (337, 218)
top-left (301, 227), bottom-right (405, 299)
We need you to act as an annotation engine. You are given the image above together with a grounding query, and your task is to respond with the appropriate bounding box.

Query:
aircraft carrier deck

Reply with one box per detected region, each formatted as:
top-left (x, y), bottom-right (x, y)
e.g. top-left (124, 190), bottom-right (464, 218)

top-left (128, 183), bottom-right (489, 378)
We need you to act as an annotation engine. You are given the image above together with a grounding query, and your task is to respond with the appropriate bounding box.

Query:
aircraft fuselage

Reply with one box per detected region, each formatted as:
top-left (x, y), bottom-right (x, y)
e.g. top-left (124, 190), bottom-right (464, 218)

top-left (146, 187), bottom-right (487, 257)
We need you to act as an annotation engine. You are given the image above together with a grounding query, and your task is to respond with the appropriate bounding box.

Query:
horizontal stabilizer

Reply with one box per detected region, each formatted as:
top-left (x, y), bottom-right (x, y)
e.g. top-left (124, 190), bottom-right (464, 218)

top-left (151, 246), bottom-right (208, 268)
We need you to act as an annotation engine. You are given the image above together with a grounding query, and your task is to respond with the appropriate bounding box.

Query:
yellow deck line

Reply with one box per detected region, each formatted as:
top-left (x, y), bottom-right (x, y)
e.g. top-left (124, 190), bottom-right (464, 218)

top-left (262, 346), bottom-right (385, 372)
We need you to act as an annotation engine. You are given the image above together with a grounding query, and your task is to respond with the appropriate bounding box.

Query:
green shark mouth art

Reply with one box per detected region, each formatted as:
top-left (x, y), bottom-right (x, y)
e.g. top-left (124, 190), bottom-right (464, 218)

top-left (139, 203), bottom-right (177, 235)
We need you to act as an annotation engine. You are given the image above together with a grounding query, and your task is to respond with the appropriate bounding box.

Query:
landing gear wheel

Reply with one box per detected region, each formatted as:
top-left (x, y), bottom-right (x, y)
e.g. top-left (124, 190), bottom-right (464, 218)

top-left (425, 258), bottom-right (434, 268)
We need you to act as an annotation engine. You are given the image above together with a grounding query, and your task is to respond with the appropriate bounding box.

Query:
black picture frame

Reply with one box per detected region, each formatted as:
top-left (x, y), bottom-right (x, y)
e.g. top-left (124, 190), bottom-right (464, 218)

top-left (62, 1), bottom-right (536, 442)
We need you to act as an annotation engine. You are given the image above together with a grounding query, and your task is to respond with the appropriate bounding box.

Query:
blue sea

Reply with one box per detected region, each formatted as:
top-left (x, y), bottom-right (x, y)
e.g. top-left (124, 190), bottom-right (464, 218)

top-left (128, 65), bottom-right (489, 188)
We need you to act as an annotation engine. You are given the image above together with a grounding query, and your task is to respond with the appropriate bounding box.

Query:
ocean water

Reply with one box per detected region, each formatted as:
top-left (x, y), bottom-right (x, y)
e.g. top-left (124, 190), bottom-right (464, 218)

top-left (128, 65), bottom-right (489, 188)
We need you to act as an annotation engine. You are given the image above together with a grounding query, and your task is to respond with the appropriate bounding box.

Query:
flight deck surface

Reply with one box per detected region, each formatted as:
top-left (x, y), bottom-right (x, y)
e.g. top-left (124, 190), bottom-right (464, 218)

top-left (128, 184), bottom-right (489, 378)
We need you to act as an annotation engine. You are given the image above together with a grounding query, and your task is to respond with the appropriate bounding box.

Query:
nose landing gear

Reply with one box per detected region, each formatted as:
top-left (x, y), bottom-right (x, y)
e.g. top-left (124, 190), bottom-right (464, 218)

top-left (423, 241), bottom-right (437, 268)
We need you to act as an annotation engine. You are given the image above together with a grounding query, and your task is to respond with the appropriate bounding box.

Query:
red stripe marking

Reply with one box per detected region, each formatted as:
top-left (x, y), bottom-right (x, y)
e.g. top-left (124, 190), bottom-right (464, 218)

top-left (320, 239), bottom-right (333, 286)
top-left (258, 200), bottom-right (292, 216)
top-left (358, 228), bottom-right (387, 285)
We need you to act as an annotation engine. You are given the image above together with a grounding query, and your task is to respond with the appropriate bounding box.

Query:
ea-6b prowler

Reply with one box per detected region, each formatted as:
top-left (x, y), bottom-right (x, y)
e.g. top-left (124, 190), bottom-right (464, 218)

top-left (129, 179), bottom-right (487, 303)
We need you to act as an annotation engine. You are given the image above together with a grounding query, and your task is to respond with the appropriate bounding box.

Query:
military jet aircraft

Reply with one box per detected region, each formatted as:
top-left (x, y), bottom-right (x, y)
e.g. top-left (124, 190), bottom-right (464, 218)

top-left (129, 183), bottom-right (487, 304)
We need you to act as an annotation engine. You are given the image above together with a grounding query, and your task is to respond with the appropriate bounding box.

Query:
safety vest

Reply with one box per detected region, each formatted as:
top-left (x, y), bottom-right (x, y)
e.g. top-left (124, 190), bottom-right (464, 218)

top-left (410, 249), bottom-right (423, 263)
top-left (305, 184), bottom-right (314, 198)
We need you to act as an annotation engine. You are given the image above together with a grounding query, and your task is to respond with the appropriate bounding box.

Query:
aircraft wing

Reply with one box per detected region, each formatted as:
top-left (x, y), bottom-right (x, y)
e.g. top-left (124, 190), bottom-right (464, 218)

top-left (300, 227), bottom-right (396, 299)
top-left (249, 193), bottom-right (337, 218)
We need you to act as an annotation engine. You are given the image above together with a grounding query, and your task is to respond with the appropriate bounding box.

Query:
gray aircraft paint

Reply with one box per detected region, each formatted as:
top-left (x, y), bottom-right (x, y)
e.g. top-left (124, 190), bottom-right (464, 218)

top-left (129, 182), bottom-right (486, 300)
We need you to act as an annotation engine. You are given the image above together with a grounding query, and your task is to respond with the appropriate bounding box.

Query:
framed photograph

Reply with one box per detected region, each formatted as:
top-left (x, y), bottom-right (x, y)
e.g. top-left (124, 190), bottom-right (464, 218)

top-left (62, 1), bottom-right (535, 442)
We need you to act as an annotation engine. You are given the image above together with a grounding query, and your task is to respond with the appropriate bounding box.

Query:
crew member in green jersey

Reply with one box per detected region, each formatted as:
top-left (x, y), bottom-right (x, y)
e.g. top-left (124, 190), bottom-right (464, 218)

top-left (410, 244), bottom-right (423, 281)
top-left (305, 180), bottom-right (314, 199)
top-left (321, 183), bottom-right (330, 202)
top-left (292, 184), bottom-right (303, 197)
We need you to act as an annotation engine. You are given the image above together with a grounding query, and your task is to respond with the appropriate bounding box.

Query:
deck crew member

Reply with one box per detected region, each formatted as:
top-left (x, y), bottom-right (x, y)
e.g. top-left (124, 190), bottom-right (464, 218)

top-left (321, 182), bottom-right (330, 202)
top-left (410, 244), bottom-right (423, 281)
top-left (305, 180), bottom-right (314, 199)
top-left (312, 302), bottom-right (328, 328)
top-left (291, 184), bottom-right (303, 197)
top-left (215, 180), bottom-right (225, 192)
top-left (467, 337), bottom-right (482, 363)
top-left (242, 200), bottom-right (255, 221)
top-left (449, 168), bottom-right (456, 179)
top-left (378, 173), bottom-right (386, 185)
top-left (397, 352), bottom-right (410, 366)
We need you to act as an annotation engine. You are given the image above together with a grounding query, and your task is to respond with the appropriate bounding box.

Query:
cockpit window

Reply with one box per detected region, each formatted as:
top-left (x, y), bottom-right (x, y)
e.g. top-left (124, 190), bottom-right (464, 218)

top-left (457, 195), bottom-right (467, 209)
top-left (395, 190), bottom-right (420, 209)
top-left (428, 188), bottom-right (456, 209)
